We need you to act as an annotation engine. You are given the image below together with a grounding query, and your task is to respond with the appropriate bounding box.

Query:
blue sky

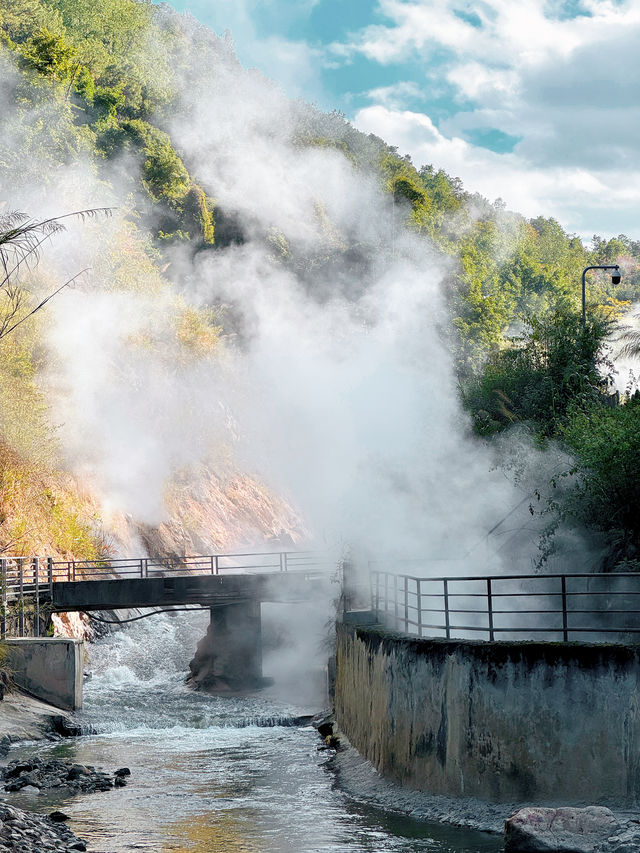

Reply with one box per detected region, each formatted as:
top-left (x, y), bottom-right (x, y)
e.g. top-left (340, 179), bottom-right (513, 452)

top-left (168, 0), bottom-right (640, 240)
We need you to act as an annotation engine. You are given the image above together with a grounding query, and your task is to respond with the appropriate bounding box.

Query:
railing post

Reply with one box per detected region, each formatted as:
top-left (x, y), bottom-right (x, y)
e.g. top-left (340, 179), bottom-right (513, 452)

top-left (140, 558), bottom-right (144, 578)
top-left (282, 552), bottom-right (288, 572)
top-left (0, 558), bottom-right (6, 639)
top-left (72, 560), bottom-right (76, 582)
top-left (67, 560), bottom-right (71, 582)
top-left (384, 572), bottom-right (389, 623)
top-left (416, 578), bottom-right (422, 637)
top-left (214, 555), bottom-right (219, 575)
top-left (47, 557), bottom-right (53, 593)
top-left (18, 557), bottom-right (24, 638)
top-left (561, 575), bottom-right (569, 642)
top-left (34, 557), bottom-right (40, 637)
top-left (404, 576), bottom-right (409, 633)
top-left (443, 579), bottom-right (451, 640)
top-left (487, 578), bottom-right (494, 641)
top-left (393, 574), bottom-right (399, 629)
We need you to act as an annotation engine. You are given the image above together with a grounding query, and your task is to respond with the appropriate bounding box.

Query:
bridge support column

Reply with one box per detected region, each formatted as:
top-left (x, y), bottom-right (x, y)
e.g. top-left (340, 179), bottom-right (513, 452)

top-left (187, 600), bottom-right (263, 693)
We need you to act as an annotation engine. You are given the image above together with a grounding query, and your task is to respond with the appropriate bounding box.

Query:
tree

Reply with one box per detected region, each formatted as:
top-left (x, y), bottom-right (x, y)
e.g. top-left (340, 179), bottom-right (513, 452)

top-left (560, 394), bottom-right (640, 557)
top-left (464, 310), bottom-right (613, 438)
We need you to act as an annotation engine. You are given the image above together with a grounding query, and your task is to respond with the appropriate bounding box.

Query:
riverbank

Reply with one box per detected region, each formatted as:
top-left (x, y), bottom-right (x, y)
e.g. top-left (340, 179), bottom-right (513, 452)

top-left (328, 730), bottom-right (640, 853)
top-left (0, 690), bottom-right (80, 748)
top-left (0, 690), bottom-right (99, 853)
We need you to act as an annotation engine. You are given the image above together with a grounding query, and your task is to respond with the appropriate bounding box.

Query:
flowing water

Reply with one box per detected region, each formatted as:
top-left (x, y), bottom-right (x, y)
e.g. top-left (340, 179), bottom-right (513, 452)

top-left (5, 612), bottom-right (503, 852)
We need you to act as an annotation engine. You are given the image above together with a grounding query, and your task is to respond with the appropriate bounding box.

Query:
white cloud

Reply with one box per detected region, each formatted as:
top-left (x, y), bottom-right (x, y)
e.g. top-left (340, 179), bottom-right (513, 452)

top-left (364, 81), bottom-right (425, 109)
top-left (354, 104), bottom-right (640, 237)
top-left (334, 0), bottom-right (640, 236)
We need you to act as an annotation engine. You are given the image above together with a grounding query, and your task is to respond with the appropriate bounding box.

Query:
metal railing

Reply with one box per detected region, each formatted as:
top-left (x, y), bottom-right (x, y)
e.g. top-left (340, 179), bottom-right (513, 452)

top-left (371, 570), bottom-right (640, 643)
top-left (46, 550), bottom-right (329, 581)
top-left (0, 551), bottom-right (332, 637)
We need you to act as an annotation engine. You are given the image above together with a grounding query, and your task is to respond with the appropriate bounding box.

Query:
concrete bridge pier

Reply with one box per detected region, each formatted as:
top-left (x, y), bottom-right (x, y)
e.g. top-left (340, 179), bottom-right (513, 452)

top-left (187, 600), bottom-right (263, 693)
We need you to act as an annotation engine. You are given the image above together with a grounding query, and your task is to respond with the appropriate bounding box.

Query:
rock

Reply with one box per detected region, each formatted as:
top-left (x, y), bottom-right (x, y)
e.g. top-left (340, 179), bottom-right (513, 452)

top-left (2, 757), bottom-right (114, 795)
top-left (114, 767), bottom-right (131, 777)
top-left (0, 801), bottom-right (87, 851)
top-left (66, 764), bottom-right (88, 780)
top-left (49, 811), bottom-right (70, 822)
top-left (312, 711), bottom-right (335, 740)
top-left (604, 824), bottom-right (640, 853)
top-left (505, 806), bottom-right (621, 853)
top-left (49, 716), bottom-right (84, 738)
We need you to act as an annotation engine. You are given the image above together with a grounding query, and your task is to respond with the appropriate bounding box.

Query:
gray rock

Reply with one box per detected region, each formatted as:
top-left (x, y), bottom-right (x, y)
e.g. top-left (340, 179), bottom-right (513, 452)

top-left (505, 806), bottom-right (621, 853)
top-left (602, 824), bottom-right (640, 853)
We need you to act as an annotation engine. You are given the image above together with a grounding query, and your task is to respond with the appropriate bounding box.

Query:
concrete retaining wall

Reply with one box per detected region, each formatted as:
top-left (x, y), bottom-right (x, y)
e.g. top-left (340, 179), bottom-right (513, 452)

top-left (5, 638), bottom-right (84, 711)
top-left (334, 622), bottom-right (640, 805)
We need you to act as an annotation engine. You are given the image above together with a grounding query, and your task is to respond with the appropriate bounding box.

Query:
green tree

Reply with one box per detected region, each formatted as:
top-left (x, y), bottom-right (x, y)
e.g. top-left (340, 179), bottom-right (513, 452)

top-left (560, 395), bottom-right (640, 553)
top-left (464, 310), bottom-right (613, 438)
top-left (21, 27), bottom-right (75, 80)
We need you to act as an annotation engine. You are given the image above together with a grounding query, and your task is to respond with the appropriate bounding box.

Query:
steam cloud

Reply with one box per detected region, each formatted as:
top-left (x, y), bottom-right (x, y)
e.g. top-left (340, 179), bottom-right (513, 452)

top-left (0, 17), bottom-right (582, 574)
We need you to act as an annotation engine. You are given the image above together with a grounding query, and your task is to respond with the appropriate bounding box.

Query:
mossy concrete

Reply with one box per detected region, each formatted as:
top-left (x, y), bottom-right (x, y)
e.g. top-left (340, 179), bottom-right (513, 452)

top-left (334, 623), bottom-right (640, 805)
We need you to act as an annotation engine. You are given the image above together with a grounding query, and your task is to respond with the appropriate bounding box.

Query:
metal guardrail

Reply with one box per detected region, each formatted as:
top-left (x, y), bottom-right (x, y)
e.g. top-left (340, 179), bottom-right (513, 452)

top-left (46, 550), bottom-right (329, 581)
top-left (0, 551), bottom-right (333, 637)
top-left (371, 570), bottom-right (640, 643)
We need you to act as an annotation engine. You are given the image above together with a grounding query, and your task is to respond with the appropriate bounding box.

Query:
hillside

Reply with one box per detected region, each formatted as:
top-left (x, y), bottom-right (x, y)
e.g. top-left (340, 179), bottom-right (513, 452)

top-left (1, 0), bottom-right (639, 568)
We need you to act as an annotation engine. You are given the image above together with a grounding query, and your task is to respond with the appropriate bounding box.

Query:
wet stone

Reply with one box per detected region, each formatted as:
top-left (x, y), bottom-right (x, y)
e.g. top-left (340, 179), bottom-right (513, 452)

top-left (0, 802), bottom-right (87, 852)
top-left (1, 757), bottom-right (129, 794)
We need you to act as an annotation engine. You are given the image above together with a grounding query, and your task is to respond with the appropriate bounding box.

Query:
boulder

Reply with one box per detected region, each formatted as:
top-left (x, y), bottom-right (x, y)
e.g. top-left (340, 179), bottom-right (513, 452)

top-left (505, 806), bottom-right (621, 853)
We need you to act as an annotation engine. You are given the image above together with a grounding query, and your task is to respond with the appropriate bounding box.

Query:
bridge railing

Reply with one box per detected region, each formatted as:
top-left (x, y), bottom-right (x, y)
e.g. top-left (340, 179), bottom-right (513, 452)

top-left (47, 550), bottom-right (331, 581)
top-left (371, 570), bottom-right (640, 644)
top-left (0, 551), bottom-right (334, 637)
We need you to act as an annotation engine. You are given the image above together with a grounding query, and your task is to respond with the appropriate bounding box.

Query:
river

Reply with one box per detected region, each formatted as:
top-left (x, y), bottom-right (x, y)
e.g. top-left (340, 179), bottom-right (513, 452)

top-left (5, 611), bottom-right (504, 852)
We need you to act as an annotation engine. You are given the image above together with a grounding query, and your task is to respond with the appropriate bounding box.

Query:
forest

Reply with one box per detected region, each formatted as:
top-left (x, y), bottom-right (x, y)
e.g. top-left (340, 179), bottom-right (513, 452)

top-left (1, 0), bottom-right (640, 571)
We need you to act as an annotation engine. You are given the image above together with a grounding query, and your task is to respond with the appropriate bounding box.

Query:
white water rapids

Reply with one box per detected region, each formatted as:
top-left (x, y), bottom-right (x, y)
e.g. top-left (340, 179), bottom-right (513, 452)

top-left (4, 613), bottom-right (503, 852)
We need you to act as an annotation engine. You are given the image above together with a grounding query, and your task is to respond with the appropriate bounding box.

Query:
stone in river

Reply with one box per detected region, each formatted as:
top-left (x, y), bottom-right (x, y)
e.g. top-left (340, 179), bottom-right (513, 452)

top-left (49, 811), bottom-right (70, 822)
top-left (505, 806), bottom-right (621, 852)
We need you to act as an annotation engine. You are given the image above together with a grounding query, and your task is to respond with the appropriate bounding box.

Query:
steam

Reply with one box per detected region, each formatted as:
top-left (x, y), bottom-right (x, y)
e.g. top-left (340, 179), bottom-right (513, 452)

top-left (0, 13), bottom-right (576, 573)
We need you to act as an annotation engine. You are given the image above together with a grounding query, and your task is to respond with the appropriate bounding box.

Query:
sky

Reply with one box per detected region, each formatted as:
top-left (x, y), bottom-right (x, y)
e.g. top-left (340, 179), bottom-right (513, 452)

top-left (166, 0), bottom-right (640, 242)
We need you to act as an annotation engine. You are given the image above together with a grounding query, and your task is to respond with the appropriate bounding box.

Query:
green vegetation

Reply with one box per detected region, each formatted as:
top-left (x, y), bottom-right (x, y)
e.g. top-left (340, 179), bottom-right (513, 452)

top-left (0, 0), bottom-right (640, 568)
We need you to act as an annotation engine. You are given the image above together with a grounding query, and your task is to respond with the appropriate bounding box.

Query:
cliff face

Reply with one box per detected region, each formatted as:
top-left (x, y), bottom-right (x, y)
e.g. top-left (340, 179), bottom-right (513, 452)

top-left (1, 461), bottom-right (304, 562)
top-left (2, 460), bottom-right (306, 640)
top-left (139, 466), bottom-right (306, 558)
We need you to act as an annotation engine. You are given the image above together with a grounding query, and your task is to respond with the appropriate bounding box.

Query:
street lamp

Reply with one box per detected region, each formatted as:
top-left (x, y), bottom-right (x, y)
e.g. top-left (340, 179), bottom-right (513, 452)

top-left (581, 264), bottom-right (621, 324)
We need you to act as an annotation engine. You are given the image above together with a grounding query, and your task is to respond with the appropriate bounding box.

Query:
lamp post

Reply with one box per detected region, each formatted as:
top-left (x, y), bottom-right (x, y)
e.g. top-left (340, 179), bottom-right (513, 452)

top-left (581, 264), bottom-right (621, 324)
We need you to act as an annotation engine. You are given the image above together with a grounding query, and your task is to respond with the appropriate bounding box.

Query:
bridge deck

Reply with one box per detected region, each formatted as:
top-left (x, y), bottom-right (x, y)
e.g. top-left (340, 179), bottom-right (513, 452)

top-left (51, 570), bottom-right (330, 612)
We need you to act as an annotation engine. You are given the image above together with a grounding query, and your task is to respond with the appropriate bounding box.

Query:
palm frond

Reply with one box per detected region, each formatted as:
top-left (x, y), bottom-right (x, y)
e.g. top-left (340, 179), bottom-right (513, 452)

top-left (0, 207), bottom-right (114, 340)
top-left (619, 329), bottom-right (640, 359)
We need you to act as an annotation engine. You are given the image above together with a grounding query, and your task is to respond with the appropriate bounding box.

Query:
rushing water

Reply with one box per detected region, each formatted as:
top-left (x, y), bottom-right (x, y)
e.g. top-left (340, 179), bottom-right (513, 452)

top-left (5, 611), bottom-right (503, 853)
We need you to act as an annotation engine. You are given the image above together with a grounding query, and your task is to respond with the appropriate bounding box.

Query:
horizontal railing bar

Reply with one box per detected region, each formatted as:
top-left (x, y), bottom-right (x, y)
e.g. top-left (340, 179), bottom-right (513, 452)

top-left (371, 570), bottom-right (640, 582)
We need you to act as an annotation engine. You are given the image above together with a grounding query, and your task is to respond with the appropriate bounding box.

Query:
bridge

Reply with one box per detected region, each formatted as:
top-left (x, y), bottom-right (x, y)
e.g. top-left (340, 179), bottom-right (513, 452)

top-left (0, 551), bottom-right (335, 692)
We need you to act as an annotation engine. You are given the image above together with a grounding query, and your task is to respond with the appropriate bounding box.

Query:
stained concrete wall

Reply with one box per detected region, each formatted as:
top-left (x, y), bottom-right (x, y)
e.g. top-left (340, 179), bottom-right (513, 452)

top-left (5, 638), bottom-right (84, 711)
top-left (335, 622), bottom-right (640, 805)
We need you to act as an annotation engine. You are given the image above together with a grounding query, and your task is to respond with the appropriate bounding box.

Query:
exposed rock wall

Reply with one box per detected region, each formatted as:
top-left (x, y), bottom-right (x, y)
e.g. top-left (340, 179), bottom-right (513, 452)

top-left (334, 623), bottom-right (640, 805)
